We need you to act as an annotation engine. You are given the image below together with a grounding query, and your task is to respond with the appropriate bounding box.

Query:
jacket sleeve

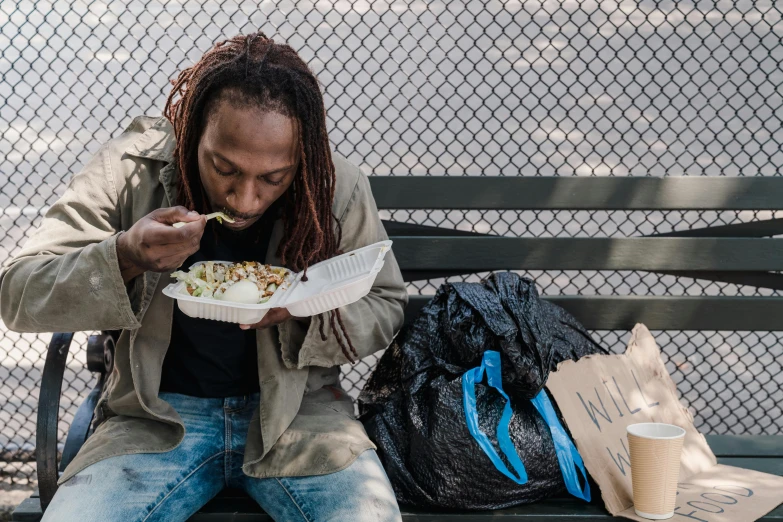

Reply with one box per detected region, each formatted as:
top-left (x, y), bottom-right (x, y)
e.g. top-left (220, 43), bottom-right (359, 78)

top-left (278, 172), bottom-right (408, 369)
top-left (0, 140), bottom-right (142, 333)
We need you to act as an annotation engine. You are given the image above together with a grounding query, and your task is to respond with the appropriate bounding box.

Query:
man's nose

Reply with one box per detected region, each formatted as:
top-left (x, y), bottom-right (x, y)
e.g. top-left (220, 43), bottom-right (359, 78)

top-left (228, 180), bottom-right (260, 216)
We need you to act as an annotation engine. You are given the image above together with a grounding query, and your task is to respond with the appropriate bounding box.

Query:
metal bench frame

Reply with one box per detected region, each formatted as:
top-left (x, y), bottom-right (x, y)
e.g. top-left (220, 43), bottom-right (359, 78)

top-left (13, 176), bottom-right (783, 521)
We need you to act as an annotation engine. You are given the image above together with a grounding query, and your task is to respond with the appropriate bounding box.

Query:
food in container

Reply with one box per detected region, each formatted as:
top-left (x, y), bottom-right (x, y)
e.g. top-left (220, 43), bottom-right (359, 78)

top-left (170, 261), bottom-right (287, 303)
top-left (162, 240), bottom-right (392, 324)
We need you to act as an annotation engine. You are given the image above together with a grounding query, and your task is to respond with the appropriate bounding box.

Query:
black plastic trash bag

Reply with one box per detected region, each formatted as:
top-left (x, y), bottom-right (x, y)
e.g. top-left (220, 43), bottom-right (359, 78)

top-left (358, 272), bottom-right (607, 509)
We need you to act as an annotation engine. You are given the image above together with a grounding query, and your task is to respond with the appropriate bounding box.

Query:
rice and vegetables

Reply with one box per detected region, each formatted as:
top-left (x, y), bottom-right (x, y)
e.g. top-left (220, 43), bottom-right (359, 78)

top-left (171, 262), bottom-right (288, 304)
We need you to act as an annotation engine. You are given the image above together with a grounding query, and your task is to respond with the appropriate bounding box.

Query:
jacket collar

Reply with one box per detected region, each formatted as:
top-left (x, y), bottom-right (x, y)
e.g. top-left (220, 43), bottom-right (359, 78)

top-left (124, 116), bottom-right (176, 164)
top-left (125, 116), bottom-right (178, 203)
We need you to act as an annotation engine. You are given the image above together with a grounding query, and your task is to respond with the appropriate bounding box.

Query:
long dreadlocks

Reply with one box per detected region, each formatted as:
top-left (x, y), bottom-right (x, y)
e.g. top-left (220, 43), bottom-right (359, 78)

top-left (163, 31), bottom-right (358, 363)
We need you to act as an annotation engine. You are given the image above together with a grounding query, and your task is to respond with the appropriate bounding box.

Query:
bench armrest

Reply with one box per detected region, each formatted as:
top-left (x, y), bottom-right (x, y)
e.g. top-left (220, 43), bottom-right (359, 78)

top-left (36, 332), bottom-right (74, 511)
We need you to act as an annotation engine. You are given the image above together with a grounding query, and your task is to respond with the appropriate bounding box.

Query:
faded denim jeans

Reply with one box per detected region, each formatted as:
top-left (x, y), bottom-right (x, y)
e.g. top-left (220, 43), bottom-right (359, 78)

top-left (42, 392), bottom-right (402, 522)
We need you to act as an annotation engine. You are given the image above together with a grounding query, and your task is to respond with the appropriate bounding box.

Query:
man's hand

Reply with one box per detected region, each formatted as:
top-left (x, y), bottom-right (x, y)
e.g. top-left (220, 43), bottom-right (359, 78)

top-left (239, 307), bottom-right (293, 330)
top-left (117, 206), bottom-right (207, 283)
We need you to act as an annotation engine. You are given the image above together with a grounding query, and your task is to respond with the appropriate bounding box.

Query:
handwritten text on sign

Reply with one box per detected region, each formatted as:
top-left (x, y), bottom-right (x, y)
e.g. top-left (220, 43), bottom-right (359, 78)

top-left (546, 324), bottom-right (716, 515)
top-left (576, 369), bottom-right (659, 476)
top-left (617, 465), bottom-right (783, 522)
top-left (675, 482), bottom-right (753, 521)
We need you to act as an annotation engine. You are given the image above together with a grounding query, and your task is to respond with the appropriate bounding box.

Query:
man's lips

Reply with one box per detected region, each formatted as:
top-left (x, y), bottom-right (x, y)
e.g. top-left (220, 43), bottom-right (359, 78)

top-left (217, 206), bottom-right (262, 228)
top-left (222, 216), bottom-right (256, 229)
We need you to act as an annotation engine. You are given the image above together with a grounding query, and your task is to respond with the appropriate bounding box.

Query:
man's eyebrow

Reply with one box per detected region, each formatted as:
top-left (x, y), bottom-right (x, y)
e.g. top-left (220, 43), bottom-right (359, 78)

top-left (213, 152), bottom-right (296, 176)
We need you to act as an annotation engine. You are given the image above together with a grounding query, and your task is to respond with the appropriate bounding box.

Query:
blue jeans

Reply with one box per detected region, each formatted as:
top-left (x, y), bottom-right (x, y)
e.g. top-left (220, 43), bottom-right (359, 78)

top-left (42, 392), bottom-right (402, 522)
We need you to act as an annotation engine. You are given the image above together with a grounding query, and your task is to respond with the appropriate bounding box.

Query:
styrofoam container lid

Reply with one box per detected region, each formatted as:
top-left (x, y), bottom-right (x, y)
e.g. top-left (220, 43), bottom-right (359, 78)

top-left (162, 240), bottom-right (392, 324)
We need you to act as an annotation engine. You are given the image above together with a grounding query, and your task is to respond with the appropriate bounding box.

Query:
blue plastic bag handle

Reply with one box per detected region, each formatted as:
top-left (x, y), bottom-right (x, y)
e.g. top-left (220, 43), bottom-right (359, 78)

top-left (530, 385), bottom-right (591, 501)
top-left (462, 350), bottom-right (529, 484)
top-left (462, 350), bottom-right (591, 501)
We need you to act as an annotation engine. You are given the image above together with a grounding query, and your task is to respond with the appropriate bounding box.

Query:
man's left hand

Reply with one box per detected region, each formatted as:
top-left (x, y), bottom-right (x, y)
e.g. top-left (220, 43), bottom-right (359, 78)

top-left (240, 308), bottom-right (292, 330)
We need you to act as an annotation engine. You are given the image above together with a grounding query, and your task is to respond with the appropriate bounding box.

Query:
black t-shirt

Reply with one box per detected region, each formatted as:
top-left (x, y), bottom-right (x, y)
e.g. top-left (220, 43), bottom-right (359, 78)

top-left (159, 207), bottom-right (278, 398)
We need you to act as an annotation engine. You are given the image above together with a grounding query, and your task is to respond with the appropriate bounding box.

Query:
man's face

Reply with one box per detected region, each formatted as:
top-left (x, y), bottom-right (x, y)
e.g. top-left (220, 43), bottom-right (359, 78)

top-left (197, 100), bottom-right (299, 231)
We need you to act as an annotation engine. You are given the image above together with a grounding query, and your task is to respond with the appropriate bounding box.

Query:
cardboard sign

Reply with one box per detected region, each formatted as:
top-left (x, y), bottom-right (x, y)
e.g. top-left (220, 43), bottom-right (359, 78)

top-left (619, 465), bottom-right (783, 522)
top-left (547, 324), bottom-right (783, 521)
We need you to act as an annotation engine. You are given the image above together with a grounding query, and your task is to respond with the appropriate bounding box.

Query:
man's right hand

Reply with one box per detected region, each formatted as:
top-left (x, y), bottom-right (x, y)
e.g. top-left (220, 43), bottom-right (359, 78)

top-left (117, 206), bottom-right (207, 283)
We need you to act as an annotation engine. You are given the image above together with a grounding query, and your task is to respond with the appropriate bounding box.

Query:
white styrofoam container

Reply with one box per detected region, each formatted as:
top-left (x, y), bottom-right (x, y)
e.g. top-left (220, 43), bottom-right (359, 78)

top-left (162, 240), bottom-right (392, 324)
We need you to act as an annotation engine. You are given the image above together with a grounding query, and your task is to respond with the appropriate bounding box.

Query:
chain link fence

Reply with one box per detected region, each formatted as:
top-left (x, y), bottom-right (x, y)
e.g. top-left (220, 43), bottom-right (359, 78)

top-left (2, 0), bottom-right (783, 488)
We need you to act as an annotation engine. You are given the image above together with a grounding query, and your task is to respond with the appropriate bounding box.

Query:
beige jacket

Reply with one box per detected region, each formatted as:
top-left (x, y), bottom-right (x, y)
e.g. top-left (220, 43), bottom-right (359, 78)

top-left (0, 115), bottom-right (407, 484)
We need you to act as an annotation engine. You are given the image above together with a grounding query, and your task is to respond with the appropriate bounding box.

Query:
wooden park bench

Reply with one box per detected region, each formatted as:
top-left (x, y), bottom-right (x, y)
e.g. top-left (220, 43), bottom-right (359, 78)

top-left (13, 176), bottom-right (783, 520)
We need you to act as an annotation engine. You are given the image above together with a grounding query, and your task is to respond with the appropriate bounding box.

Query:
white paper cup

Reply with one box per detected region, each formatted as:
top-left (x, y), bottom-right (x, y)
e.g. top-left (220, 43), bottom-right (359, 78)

top-left (627, 423), bottom-right (686, 520)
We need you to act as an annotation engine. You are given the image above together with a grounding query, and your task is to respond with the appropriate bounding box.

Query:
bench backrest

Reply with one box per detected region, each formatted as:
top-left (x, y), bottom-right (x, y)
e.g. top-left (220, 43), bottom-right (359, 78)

top-left (370, 177), bottom-right (783, 331)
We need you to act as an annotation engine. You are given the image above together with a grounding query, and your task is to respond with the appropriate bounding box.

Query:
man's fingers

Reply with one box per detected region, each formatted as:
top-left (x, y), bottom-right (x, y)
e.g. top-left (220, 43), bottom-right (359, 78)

top-left (153, 206), bottom-right (201, 225)
top-left (173, 218), bottom-right (207, 245)
top-left (145, 217), bottom-right (205, 246)
top-left (240, 308), bottom-right (289, 330)
top-left (146, 234), bottom-right (205, 270)
top-left (154, 237), bottom-right (202, 264)
top-left (152, 250), bottom-right (195, 272)
top-left (239, 321), bottom-right (263, 330)
top-left (240, 315), bottom-right (273, 330)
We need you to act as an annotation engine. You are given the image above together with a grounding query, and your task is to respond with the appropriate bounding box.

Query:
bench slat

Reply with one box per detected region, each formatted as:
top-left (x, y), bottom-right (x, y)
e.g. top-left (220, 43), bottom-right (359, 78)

top-left (13, 438), bottom-right (783, 521)
top-left (15, 484), bottom-right (782, 522)
top-left (405, 295), bottom-right (783, 331)
top-left (370, 176), bottom-right (783, 211)
top-left (189, 459), bottom-right (782, 521)
top-left (9, 497), bottom-right (44, 522)
top-left (391, 237), bottom-right (783, 272)
top-left (652, 218), bottom-right (783, 238)
top-left (706, 435), bottom-right (783, 458)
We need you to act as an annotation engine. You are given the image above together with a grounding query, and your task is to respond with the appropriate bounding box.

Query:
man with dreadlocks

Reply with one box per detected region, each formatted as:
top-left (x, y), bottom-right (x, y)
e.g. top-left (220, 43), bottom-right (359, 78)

top-left (0, 31), bottom-right (407, 521)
